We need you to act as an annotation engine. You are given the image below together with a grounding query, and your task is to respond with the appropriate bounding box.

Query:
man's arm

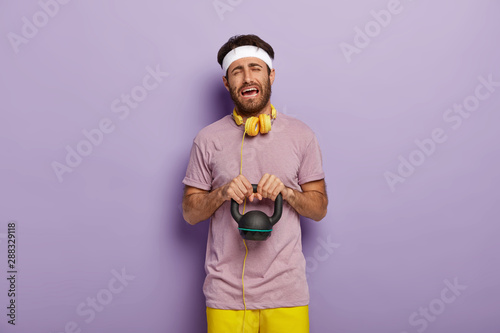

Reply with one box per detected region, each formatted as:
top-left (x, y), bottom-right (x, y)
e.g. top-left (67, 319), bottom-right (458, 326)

top-left (182, 175), bottom-right (256, 225)
top-left (182, 186), bottom-right (224, 225)
top-left (284, 179), bottom-right (328, 221)
top-left (183, 174), bottom-right (328, 225)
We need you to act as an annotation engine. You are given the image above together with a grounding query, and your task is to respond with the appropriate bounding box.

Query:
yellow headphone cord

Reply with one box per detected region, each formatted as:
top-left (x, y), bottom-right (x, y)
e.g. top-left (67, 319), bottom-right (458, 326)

top-left (238, 106), bottom-right (276, 332)
top-left (240, 128), bottom-right (249, 333)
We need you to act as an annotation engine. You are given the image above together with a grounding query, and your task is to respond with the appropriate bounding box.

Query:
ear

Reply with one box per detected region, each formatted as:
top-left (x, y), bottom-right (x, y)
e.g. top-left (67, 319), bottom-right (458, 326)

top-left (269, 68), bottom-right (276, 85)
top-left (222, 75), bottom-right (230, 91)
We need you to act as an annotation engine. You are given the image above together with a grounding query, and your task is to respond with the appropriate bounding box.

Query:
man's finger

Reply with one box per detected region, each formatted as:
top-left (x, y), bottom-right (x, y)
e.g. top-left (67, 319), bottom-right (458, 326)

top-left (271, 185), bottom-right (283, 201)
top-left (257, 173), bottom-right (270, 197)
top-left (228, 187), bottom-right (244, 204)
top-left (237, 174), bottom-right (254, 197)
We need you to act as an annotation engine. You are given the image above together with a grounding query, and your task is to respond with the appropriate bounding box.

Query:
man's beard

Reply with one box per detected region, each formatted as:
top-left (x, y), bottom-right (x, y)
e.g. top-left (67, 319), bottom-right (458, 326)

top-left (229, 77), bottom-right (272, 117)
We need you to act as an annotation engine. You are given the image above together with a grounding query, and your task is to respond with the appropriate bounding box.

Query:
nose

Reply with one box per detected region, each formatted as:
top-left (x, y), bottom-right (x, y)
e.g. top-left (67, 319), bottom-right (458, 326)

top-left (243, 67), bottom-right (253, 83)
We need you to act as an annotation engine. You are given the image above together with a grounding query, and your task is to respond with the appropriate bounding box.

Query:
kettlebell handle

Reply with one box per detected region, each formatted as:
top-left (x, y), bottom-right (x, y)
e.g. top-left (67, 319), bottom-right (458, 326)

top-left (230, 184), bottom-right (283, 225)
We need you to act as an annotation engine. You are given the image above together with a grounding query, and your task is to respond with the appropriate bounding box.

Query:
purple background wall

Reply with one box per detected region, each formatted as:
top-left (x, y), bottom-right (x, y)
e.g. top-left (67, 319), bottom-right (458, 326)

top-left (1, 1), bottom-right (499, 332)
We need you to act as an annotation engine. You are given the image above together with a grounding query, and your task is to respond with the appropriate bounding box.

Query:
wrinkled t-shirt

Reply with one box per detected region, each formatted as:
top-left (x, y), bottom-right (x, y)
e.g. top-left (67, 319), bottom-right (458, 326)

top-left (182, 111), bottom-right (325, 310)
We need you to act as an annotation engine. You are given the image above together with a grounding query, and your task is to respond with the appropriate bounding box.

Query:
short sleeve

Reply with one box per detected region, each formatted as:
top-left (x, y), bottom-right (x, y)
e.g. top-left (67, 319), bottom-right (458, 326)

top-left (297, 135), bottom-right (325, 185)
top-left (182, 141), bottom-right (212, 191)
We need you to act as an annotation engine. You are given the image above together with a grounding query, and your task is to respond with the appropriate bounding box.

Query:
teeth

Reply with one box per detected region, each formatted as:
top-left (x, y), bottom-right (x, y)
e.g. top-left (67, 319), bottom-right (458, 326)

top-left (243, 88), bottom-right (257, 93)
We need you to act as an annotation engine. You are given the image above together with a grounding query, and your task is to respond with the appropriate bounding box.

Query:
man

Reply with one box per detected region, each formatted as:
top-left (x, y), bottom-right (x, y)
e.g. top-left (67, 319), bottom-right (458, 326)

top-left (182, 34), bottom-right (328, 332)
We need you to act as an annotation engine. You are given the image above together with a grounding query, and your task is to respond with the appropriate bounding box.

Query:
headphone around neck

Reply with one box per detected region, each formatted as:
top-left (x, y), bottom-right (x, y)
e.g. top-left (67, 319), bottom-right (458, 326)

top-left (232, 105), bottom-right (277, 136)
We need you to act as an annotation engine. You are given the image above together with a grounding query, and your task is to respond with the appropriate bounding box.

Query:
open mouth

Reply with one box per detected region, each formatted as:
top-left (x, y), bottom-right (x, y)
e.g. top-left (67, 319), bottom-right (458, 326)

top-left (240, 86), bottom-right (259, 99)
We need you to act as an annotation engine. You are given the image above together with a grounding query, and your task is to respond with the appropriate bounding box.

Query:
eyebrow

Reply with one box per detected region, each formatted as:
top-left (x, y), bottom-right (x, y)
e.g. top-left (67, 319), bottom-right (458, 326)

top-left (230, 63), bottom-right (263, 74)
top-left (231, 65), bottom-right (243, 74)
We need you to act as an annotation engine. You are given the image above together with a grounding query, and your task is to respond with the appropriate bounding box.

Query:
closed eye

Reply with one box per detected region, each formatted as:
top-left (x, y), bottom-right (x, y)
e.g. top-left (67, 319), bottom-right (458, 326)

top-left (248, 63), bottom-right (263, 70)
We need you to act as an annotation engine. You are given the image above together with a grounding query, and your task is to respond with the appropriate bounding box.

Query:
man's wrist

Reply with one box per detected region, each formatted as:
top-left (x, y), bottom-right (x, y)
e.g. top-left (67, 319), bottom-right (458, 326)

top-left (213, 186), bottom-right (226, 205)
top-left (283, 187), bottom-right (295, 203)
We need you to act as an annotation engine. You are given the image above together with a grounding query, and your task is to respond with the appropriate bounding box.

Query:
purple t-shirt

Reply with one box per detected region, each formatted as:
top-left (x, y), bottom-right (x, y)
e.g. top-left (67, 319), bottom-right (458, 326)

top-left (183, 111), bottom-right (325, 310)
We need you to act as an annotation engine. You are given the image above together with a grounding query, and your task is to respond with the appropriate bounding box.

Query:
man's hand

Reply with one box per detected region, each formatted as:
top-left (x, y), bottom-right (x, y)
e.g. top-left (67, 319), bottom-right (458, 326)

top-left (220, 174), bottom-right (262, 204)
top-left (256, 173), bottom-right (293, 201)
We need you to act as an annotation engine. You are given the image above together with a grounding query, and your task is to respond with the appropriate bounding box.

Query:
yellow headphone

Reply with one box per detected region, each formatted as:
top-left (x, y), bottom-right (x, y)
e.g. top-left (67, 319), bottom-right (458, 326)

top-left (232, 105), bottom-right (277, 136)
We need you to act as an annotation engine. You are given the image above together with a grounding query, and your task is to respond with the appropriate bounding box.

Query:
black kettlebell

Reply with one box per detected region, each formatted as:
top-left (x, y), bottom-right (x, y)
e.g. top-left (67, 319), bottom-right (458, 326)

top-left (231, 184), bottom-right (283, 241)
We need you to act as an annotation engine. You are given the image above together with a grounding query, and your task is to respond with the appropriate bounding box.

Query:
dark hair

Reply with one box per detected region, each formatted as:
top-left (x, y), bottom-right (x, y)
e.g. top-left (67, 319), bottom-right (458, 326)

top-left (217, 34), bottom-right (274, 74)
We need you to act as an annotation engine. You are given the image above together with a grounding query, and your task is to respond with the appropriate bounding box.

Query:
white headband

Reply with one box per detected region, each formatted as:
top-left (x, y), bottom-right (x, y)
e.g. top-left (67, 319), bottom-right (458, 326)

top-left (222, 45), bottom-right (273, 75)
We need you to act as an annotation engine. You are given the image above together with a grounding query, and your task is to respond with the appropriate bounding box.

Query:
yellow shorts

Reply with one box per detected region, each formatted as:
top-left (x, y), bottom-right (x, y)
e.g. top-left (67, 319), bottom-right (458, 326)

top-left (207, 305), bottom-right (309, 333)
